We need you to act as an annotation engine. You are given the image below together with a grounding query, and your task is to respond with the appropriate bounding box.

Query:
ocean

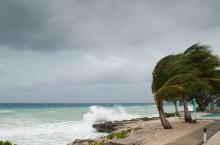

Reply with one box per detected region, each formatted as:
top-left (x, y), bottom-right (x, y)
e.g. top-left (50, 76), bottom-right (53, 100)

top-left (0, 103), bottom-right (183, 145)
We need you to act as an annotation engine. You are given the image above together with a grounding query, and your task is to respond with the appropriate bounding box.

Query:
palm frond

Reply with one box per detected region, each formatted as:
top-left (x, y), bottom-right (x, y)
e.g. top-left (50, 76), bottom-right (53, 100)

top-left (152, 43), bottom-right (220, 103)
top-left (155, 85), bottom-right (184, 101)
top-left (184, 43), bottom-right (210, 55)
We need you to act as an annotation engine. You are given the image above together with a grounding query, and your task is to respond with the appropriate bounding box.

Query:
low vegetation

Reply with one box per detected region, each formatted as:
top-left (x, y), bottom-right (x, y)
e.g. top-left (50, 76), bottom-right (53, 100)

top-left (107, 130), bottom-right (130, 139)
top-left (0, 141), bottom-right (16, 145)
top-left (165, 112), bottom-right (176, 118)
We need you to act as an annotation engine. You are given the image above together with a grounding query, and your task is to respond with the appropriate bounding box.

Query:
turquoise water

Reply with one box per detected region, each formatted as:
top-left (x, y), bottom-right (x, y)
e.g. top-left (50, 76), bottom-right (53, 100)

top-left (0, 103), bottom-right (183, 145)
top-left (202, 113), bottom-right (220, 119)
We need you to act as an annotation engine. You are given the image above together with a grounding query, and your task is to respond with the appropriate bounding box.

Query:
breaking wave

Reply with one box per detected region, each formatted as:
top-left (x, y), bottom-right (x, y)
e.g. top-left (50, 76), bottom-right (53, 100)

top-left (83, 105), bottom-right (139, 123)
top-left (0, 105), bottom-right (140, 145)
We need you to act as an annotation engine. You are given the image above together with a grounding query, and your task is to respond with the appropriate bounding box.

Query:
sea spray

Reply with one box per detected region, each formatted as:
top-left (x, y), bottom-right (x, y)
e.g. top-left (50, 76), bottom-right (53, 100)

top-left (83, 105), bottom-right (139, 123)
top-left (0, 103), bottom-right (179, 145)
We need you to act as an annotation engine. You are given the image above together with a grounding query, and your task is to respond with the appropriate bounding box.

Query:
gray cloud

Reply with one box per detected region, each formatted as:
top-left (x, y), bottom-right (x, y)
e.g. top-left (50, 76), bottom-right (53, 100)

top-left (0, 0), bottom-right (220, 103)
top-left (1, 0), bottom-right (220, 51)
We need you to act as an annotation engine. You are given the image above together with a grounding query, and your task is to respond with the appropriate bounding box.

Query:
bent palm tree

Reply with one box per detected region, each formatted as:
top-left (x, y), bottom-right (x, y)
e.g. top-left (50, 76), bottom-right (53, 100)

top-left (152, 55), bottom-right (197, 129)
top-left (152, 44), bottom-right (220, 129)
top-left (155, 74), bottom-right (212, 123)
top-left (183, 44), bottom-right (220, 114)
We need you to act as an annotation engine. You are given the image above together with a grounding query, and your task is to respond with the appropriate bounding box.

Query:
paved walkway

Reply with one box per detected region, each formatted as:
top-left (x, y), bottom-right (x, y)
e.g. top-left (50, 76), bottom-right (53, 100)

top-left (165, 120), bottom-right (220, 145)
top-left (205, 129), bottom-right (220, 145)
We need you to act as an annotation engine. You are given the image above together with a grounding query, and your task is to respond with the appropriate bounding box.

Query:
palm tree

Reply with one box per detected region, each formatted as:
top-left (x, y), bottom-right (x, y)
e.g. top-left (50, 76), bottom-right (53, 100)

top-left (152, 44), bottom-right (220, 129)
top-left (155, 73), bottom-right (212, 124)
top-left (152, 55), bottom-right (197, 129)
top-left (152, 55), bottom-right (178, 129)
top-left (183, 44), bottom-right (220, 117)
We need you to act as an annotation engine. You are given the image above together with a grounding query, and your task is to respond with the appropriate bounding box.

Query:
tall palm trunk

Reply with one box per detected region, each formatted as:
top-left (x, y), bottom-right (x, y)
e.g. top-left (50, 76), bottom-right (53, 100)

top-left (157, 101), bottom-right (172, 129)
top-left (183, 98), bottom-right (192, 123)
top-left (173, 100), bottom-right (180, 117)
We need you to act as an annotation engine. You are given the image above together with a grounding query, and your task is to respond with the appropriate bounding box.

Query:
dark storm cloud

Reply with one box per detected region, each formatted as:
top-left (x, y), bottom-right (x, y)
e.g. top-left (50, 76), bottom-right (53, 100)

top-left (0, 1), bottom-right (50, 49)
top-left (1, 0), bottom-right (220, 51)
top-left (0, 0), bottom-right (220, 103)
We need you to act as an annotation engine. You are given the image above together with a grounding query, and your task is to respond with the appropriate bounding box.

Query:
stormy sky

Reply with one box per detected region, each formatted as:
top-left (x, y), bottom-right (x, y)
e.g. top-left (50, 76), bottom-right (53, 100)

top-left (0, 0), bottom-right (220, 103)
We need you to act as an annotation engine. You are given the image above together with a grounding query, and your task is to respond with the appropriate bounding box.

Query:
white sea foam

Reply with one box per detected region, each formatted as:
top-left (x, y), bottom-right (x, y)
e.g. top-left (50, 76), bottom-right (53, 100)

top-left (83, 105), bottom-right (139, 123)
top-left (0, 105), bottom-right (141, 145)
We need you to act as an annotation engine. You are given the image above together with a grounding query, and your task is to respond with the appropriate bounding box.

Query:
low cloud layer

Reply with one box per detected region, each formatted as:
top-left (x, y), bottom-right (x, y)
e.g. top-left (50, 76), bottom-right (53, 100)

top-left (0, 0), bottom-right (220, 103)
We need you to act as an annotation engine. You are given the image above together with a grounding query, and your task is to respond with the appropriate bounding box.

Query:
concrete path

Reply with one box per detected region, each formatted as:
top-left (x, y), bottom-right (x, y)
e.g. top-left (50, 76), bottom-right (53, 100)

top-left (204, 129), bottom-right (220, 145)
top-left (165, 120), bottom-right (220, 145)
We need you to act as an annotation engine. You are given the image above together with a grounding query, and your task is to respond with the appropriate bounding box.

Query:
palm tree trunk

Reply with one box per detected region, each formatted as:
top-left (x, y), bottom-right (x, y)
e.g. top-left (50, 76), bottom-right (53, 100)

top-left (183, 98), bottom-right (192, 123)
top-left (157, 101), bottom-right (172, 129)
top-left (173, 100), bottom-right (180, 117)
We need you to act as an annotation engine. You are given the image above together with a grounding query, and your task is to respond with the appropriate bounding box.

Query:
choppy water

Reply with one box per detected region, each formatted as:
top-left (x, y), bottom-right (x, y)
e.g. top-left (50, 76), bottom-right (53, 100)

top-left (0, 103), bottom-right (183, 145)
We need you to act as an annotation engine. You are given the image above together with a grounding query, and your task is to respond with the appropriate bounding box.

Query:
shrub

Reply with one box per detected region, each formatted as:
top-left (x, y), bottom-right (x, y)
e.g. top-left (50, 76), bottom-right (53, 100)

top-left (165, 112), bottom-right (176, 118)
top-left (3, 141), bottom-right (12, 145)
top-left (107, 130), bottom-right (129, 139)
top-left (0, 141), bottom-right (15, 145)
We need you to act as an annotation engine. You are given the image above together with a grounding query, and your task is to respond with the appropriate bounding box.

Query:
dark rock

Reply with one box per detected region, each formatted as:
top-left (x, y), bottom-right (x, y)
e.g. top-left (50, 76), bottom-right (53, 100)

top-left (92, 117), bottom-right (158, 133)
top-left (92, 121), bottom-right (123, 133)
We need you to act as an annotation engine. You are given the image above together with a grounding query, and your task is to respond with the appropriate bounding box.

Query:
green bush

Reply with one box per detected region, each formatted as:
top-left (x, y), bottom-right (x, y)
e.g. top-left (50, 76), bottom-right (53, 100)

top-left (0, 141), bottom-right (3, 145)
top-left (107, 130), bottom-right (129, 139)
top-left (165, 112), bottom-right (176, 118)
top-left (115, 131), bottom-right (128, 139)
top-left (107, 133), bottom-right (115, 139)
top-left (0, 141), bottom-right (12, 145)
top-left (0, 141), bottom-right (16, 145)
top-left (3, 141), bottom-right (12, 145)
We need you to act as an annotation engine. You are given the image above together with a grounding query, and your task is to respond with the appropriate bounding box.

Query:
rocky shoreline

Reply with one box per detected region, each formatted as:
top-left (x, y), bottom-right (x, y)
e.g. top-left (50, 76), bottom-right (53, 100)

top-left (67, 117), bottom-right (159, 145)
top-left (92, 117), bottom-right (158, 133)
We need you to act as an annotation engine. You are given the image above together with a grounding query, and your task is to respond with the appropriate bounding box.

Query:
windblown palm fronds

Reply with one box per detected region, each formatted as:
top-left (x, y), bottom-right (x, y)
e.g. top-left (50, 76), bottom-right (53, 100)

top-left (152, 43), bottom-right (220, 129)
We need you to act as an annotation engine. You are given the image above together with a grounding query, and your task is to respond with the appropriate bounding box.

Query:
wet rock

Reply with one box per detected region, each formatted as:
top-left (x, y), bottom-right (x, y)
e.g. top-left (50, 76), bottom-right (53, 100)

top-left (92, 121), bottom-right (123, 133)
top-left (92, 117), bottom-right (156, 133)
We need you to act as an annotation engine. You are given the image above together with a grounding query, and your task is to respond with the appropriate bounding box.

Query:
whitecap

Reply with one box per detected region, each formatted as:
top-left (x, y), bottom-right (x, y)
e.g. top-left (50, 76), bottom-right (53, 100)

top-left (83, 105), bottom-right (139, 123)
